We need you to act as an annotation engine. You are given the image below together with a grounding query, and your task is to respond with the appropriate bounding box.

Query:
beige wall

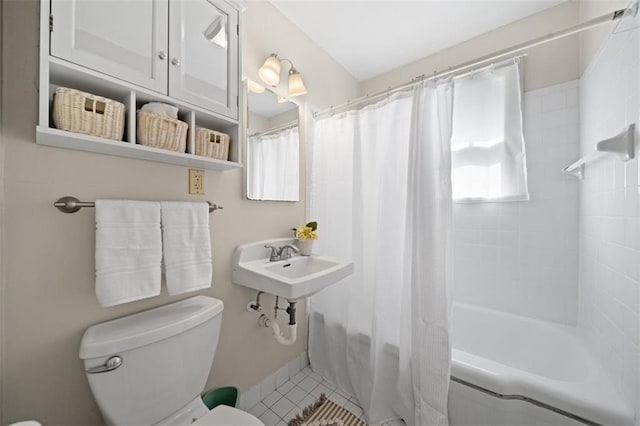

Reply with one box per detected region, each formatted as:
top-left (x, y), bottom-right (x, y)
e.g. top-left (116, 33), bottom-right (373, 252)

top-left (361, 1), bottom-right (629, 96)
top-left (0, 1), bottom-right (358, 425)
top-left (361, 2), bottom-right (581, 94)
top-left (249, 111), bottom-right (271, 134)
top-left (268, 108), bottom-right (300, 130)
top-left (243, 1), bottom-right (359, 109)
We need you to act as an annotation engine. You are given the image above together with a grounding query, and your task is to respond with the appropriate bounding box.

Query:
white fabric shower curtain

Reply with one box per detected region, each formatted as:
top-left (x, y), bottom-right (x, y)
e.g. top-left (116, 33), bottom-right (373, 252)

top-left (247, 127), bottom-right (299, 201)
top-left (309, 81), bottom-right (453, 425)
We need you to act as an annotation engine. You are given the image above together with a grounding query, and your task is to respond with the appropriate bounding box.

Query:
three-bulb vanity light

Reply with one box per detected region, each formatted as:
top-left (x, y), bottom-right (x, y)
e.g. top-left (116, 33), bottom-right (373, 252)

top-left (258, 53), bottom-right (307, 97)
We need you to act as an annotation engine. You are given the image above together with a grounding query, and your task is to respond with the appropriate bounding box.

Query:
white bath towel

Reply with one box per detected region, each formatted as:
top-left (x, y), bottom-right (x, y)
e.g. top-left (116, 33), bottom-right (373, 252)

top-left (95, 200), bottom-right (162, 307)
top-left (160, 202), bottom-right (212, 295)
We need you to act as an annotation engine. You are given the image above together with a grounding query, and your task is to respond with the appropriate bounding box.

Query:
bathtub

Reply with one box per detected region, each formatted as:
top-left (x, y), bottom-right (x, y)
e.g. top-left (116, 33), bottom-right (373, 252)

top-left (449, 303), bottom-right (634, 426)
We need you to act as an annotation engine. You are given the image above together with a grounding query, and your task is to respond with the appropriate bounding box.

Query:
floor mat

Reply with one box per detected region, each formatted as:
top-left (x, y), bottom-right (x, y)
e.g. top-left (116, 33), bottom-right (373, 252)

top-left (288, 394), bottom-right (366, 426)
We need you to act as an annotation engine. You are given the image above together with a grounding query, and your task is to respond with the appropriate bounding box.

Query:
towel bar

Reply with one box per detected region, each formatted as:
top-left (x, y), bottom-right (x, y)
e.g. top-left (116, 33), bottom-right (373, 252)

top-left (53, 196), bottom-right (223, 214)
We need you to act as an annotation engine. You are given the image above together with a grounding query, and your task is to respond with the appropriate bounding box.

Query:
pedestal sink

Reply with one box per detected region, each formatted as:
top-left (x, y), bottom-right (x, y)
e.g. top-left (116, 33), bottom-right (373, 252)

top-left (232, 238), bottom-right (354, 300)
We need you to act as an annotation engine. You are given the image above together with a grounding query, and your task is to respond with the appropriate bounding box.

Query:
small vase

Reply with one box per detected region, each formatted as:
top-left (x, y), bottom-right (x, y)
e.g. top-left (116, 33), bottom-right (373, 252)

top-left (298, 240), bottom-right (314, 256)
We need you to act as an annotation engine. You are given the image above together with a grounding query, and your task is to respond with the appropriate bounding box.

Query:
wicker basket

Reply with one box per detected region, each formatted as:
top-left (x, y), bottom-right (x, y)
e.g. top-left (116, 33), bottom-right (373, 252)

top-left (137, 110), bottom-right (188, 153)
top-left (52, 87), bottom-right (125, 140)
top-left (195, 127), bottom-right (230, 161)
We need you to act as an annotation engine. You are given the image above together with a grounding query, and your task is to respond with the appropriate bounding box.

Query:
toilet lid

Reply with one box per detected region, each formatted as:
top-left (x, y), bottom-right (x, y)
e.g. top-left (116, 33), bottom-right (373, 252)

top-left (193, 405), bottom-right (264, 425)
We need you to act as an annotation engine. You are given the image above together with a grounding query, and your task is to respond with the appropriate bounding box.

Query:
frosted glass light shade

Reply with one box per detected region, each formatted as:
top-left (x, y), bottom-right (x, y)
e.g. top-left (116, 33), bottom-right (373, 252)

top-left (288, 71), bottom-right (307, 97)
top-left (259, 54), bottom-right (281, 87)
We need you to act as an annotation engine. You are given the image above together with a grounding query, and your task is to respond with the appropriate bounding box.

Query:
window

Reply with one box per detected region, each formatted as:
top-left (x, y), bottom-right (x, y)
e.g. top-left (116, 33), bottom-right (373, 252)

top-left (451, 59), bottom-right (529, 202)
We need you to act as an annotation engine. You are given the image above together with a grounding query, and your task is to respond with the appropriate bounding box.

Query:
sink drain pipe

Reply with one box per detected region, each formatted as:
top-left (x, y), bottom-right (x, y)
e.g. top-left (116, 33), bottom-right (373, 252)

top-left (258, 300), bottom-right (298, 345)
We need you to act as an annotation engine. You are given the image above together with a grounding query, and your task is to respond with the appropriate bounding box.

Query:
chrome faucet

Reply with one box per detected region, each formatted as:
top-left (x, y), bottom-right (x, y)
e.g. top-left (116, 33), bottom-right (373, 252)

top-left (278, 244), bottom-right (299, 261)
top-left (264, 245), bottom-right (280, 262)
top-left (264, 244), bottom-right (300, 262)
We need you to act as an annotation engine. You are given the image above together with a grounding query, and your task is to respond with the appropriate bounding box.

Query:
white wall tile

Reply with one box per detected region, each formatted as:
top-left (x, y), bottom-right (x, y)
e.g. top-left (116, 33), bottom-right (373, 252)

top-left (453, 80), bottom-right (580, 324)
top-left (542, 91), bottom-right (567, 111)
top-left (288, 355), bottom-right (302, 378)
top-left (260, 373), bottom-right (277, 400)
top-left (275, 365), bottom-right (289, 388)
top-left (579, 24), bottom-right (640, 419)
top-left (241, 385), bottom-right (261, 411)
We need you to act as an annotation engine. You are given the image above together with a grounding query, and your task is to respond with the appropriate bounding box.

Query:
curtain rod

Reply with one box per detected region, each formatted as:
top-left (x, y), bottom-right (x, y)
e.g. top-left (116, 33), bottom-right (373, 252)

top-left (249, 120), bottom-right (299, 138)
top-left (313, 5), bottom-right (635, 119)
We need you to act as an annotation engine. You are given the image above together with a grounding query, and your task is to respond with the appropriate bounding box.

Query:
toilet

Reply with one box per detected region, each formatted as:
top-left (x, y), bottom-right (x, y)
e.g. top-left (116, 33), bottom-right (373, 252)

top-left (79, 296), bottom-right (263, 425)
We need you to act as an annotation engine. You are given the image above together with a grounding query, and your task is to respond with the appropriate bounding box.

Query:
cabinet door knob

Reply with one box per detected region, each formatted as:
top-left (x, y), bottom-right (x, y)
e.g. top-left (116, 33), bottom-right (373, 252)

top-left (158, 51), bottom-right (167, 60)
top-left (171, 58), bottom-right (181, 66)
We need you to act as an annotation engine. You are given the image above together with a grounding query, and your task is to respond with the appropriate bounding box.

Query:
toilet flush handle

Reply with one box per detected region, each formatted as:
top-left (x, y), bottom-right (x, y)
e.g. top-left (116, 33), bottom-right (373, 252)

top-left (86, 356), bottom-right (122, 374)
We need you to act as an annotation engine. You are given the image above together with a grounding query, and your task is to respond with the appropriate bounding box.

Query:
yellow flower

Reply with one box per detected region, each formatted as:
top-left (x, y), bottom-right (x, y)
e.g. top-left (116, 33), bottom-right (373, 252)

top-left (296, 224), bottom-right (318, 241)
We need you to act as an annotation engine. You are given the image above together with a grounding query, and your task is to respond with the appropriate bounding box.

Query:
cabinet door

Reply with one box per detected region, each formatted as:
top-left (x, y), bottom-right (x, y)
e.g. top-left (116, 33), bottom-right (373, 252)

top-left (50, 0), bottom-right (169, 93)
top-left (169, 0), bottom-right (238, 118)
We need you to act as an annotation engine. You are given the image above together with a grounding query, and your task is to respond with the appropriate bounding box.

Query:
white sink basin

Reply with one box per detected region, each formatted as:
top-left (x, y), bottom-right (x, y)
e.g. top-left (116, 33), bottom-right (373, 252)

top-left (232, 238), bottom-right (354, 300)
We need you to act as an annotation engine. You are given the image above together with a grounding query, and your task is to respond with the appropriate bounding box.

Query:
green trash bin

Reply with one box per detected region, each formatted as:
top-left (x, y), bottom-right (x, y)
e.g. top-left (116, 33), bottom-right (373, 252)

top-left (202, 386), bottom-right (241, 410)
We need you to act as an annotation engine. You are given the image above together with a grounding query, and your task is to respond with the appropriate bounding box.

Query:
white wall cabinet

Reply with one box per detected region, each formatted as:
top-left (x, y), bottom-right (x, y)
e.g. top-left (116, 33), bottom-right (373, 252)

top-left (38, 0), bottom-right (244, 171)
top-left (50, 0), bottom-right (238, 120)
top-left (169, 0), bottom-right (238, 118)
top-left (50, 0), bottom-right (170, 95)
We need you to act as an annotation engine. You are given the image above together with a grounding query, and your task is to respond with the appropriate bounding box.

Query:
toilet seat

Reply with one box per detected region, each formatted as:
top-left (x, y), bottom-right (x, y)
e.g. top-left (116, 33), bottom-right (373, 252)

top-left (193, 405), bottom-right (264, 425)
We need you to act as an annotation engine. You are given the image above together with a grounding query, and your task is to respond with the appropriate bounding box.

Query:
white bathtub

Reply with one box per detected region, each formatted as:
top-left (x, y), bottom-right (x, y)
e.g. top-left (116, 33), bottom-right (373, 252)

top-left (449, 303), bottom-right (634, 426)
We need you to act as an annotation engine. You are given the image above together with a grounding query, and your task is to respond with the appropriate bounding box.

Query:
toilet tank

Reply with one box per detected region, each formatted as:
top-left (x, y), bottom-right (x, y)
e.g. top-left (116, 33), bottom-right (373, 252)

top-left (79, 296), bottom-right (224, 426)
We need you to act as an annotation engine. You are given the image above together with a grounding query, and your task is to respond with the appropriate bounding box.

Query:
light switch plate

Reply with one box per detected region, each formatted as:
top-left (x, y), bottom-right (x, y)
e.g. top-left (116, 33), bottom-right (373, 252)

top-left (189, 169), bottom-right (205, 195)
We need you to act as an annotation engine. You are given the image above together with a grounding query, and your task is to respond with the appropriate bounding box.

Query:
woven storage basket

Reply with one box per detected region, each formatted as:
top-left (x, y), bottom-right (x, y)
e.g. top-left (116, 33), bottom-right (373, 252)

top-left (137, 110), bottom-right (188, 153)
top-left (52, 87), bottom-right (125, 140)
top-left (195, 127), bottom-right (230, 161)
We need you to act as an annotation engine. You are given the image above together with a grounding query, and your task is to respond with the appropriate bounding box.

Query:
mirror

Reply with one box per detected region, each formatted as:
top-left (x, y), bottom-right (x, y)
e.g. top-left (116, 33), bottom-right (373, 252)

top-left (245, 80), bottom-right (300, 202)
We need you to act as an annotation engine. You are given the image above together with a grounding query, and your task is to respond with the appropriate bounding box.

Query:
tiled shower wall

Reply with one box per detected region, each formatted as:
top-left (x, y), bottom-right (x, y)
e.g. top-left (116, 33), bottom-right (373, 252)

top-left (453, 80), bottom-right (580, 325)
top-left (578, 24), bottom-right (640, 414)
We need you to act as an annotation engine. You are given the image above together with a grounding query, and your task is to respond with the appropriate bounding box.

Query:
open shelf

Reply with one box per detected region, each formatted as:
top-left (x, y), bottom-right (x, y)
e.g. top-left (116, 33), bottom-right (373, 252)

top-left (38, 22), bottom-right (242, 171)
top-left (36, 127), bottom-right (242, 171)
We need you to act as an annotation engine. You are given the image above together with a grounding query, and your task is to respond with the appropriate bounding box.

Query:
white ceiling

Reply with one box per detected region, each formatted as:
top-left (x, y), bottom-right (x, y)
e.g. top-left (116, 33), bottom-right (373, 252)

top-left (270, 0), bottom-right (567, 81)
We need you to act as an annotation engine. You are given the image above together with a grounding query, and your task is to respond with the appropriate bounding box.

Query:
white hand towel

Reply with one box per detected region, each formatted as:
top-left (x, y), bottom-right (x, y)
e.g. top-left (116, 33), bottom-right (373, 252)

top-left (95, 200), bottom-right (162, 307)
top-left (160, 201), bottom-right (212, 295)
top-left (140, 102), bottom-right (179, 118)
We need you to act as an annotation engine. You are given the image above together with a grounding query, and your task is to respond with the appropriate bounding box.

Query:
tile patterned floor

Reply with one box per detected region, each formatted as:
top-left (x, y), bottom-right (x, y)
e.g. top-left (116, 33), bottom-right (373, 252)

top-left (248, 365), bottom-right (407, 426)
top-left (248, 366), bottom-right (365, 426)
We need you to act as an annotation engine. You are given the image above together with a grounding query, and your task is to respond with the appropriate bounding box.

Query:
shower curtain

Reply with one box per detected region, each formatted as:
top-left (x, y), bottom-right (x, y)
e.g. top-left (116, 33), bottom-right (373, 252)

top-left (247, 127), bottom-right (299, 201)
top-left (309, 81), bottom-right (453, 425)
